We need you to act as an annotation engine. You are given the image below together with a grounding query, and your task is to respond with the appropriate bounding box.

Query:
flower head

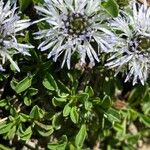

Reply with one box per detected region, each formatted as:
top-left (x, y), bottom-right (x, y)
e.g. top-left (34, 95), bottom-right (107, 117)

top-left (0, 0), bottom-right (33, 71)
top-left (34, 0), bottom-right (115, 69)
top-left (106, 1), bottom-right (150, 85)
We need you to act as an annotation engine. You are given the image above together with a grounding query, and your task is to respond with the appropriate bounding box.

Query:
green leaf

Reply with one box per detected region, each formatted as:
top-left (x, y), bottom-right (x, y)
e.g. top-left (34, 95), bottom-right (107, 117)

top-left (115, 0), bottom-right (129, 7)
top-left (105, 108), bottom-right (121, 122)
top-left (19, 0), bottom-right (32, 12)
top-left (63, 103), bottom-right (71, 117)
top-left (30, 105), bottom-right (45, 120)
top-left (84, 101), bottom-right (93, 111)
top-left (85, 86), bottom-right (94, 97)
top-left (15, 76), bottom-right (32, 94)
top-left (33, 0), bottom-right (44, 4)
top-left (20, 126), bottom-right (32, 141)
top-left (75, 124), bottom-right (87, 148)
top-left (38, 127), bottom-right (54, 137)
top-left (67, 73), bottom-right (74, 83)
top-left (52, 97), bottom-right (67, 107)
top-left (48, 135), bottom-right (68, 150)
top-left (35, 121), bottom-right (54, 137)
top-left (126, 134), bottom-right (140, 145)
top-left (78, 93), bottom-right (89, 103)
top-left (7, 125), bottom-right (16, 140)
top-left (113, 122), bottom-right (124, 132)
top-left (24, 96), bottom-right (32, 106)
top-left (0, 74), bottom-right (4, 82)
top-left (27, 88), bottom-right (38, 96)
top-left (127, 109), bottom-right (138, 121)
top-left (52, 113), bottom-right (62, 130)
top-left (101, 0), bottom-right (119, 17)
top-left (43, 73), bottom-right (58, 91)
top-left (9, 60), bottom-right (20, 72)
top-left (57, 93), bottom-right (69, 98)
top-left (10, 80), bottom-right (18, 91)
top-left (0, 122), bottom-right (13, 135)
top-left (0, 99), bottom-right (7, 107)
top-left (0, 144), bottom-right (11, 150)
top-left (100, 95), bottom-right (112, 110)
top-left (70, 107), bottom-right (79, 124)
top-left (19, 113), bottom-right (30, 122)
top-left (103, 78), bottom-right (116, 96)
top-left (128, 86), bottom-right (145, 104)
top-left (68, 143), bottom-right (76, 150)
top-left (139, 114), bottom-right (150, 127)
top-left (57, 80), bottom-right (71, 93)
top-left (10, 107), bottom-right (17, 116)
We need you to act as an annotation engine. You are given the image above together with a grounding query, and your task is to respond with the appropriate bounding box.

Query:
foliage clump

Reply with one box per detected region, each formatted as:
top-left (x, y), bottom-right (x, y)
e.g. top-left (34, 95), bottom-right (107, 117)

top-left (0, 0), bottom-right (150, 150)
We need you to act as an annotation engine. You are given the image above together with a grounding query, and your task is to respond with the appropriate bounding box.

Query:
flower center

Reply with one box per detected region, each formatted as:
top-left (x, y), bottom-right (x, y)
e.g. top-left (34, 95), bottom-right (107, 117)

top-left (70, 17), bottom-right (87, 32)
top-left (63, 13), bottom-right (89, 36)
top-left (137, 36), bottom-right (150, 51)
top-left (129, 35), bottom-right (150, 52)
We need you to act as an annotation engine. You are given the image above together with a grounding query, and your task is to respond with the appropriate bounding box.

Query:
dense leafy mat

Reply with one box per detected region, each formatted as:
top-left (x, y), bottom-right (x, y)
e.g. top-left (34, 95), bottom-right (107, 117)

top-left (1, 0), bottom-right (150, 149)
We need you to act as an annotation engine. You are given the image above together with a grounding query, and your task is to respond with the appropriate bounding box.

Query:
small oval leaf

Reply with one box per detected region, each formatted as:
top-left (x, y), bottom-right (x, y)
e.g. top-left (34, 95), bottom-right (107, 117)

top-left (29, 105), bottom-right (45, 120)
top-left (70, 107), bottom-right (79, 124)
top-left (43, 73), bottom-right (58, 91)
top-left (102, 0), bottom-right (119, 17)
top-left (15, 76), bottom-right (32, 94)
top-left (63, 104), bottom-right (71, 117)
top-left (0, 99), bottom-right (7, 107)
top-left (75, 124), bottom-right (87, 148)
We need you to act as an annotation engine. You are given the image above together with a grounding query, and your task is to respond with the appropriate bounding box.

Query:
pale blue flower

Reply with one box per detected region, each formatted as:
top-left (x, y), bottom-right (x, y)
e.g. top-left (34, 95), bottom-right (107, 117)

top-left (34, 0), bottom-right (116, 69)
top-left (0, 0), bottom-right (34, 71)
top-left (106, 0), bottom-right (150, 85)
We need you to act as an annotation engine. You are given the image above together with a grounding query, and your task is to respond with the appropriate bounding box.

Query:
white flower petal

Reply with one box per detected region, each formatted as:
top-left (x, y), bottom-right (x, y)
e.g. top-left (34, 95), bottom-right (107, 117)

top-left (0, 0), bottom-right (33, 71)
top-left (34, 0), bottom-right (116, 69)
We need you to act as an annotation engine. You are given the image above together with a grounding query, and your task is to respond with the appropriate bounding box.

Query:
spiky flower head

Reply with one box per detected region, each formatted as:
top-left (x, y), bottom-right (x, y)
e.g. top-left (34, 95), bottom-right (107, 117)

top-left (34, 0), bottom-right (116, 69)
top-left (106, 0), bottom-right (150, 85)
top-left (0, 0), bottom-right (33, 72)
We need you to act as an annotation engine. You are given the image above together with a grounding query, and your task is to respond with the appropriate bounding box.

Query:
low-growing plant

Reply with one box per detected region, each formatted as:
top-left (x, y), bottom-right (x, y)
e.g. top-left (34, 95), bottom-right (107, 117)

top-left (0, 0), bottom-right (150, 150)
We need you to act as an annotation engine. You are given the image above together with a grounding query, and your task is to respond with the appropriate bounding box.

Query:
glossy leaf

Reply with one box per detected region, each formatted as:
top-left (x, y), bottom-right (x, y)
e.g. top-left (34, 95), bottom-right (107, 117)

top-left (10, 80), bottom-right (18, 91)
top-left (85, 86), bottom-right (94, 97)
top-left (70, 107), bottom-right (79, 124)
top-left (19, 0), bottom-right (32, 12)
top-left (0, 99), bottom-right (7, 107)
top-left (102, 0), bottom-right (119, 17)
top-left (43, 73), bottom-right (58, 91)
top-left (20, 126), bottom-right (32, 141)
top-left (139, 114), bottom-right (150, 127)
top-left (27, 88), bottom-right (38, 96)
top-left (52, 97), bottom-right (67, 107)
top-left (75, 124), bottom-right (87, 148)
top-left (0, 122), bottom-right (13, 135)
top-left (35, 121), bottom-right (54, 137)
top-left (30, 105), bottom-right (45, 120)
top-left (78, 93), bottom-right (89, 103)
top-left (105, 108), bottom-right (121, 122)
top-left (52, 113), bottom-right (62, 130)
top-left (0, 144), bottom-right (11, 150)
top-left (19, 113), bottom-right (30, 122)
top-left (84, 100), bottom-right (93, 111)
top-left (48, 135), bottom-right (67, 150)
top-left (100, 95), bottom-right (112, 110)
top-left (15, 76), bottom-right (32, 94)
top-left (63, 103), bottom-right (71, 117)
top-left (7, 125), bottom-right (16, 140)
top-left (24, 96), bottom-right (32, 106)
